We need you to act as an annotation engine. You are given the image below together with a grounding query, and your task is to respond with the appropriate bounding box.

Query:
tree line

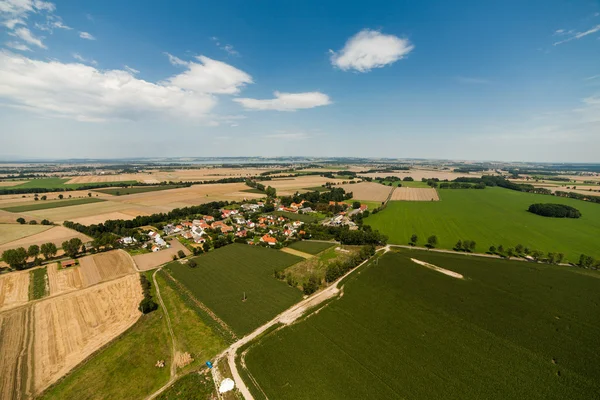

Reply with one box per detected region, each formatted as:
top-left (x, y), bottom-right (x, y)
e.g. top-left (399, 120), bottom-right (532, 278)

top-left (1, 242), bottom-right (59, 270)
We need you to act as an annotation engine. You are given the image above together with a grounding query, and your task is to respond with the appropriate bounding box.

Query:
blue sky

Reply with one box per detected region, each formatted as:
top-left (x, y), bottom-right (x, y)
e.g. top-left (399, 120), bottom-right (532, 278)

top-left (0, 0), bottom-right (599, 161)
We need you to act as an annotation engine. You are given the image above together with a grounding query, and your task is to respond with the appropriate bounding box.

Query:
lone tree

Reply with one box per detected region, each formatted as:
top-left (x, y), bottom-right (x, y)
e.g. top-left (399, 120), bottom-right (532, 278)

top-left (58, 194), bottom-right (63, 200)
top-left (489, 245), bottom-right (496, 254)
top-left (16, 217), bottom-right (26, 224)
top-left (426, 235), bottom-right (438, 249)
top-left (410, 234), bottom-right (418, 246)
top-left (352, 201), bottom-right (361, 209)
top-left (40, 242), bottom-right (58, 260)
top-left (177, 250), bottom-right (186, 259)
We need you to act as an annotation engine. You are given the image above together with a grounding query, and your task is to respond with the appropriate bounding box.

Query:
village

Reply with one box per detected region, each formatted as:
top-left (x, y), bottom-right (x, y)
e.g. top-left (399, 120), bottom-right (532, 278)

top-left (126, 198), bottom-right (370, 254)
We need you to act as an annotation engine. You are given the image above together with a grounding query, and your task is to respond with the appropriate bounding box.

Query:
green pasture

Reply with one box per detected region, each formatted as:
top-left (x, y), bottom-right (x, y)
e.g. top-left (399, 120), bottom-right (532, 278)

top-left (287, 240), bottom-right (335, 255)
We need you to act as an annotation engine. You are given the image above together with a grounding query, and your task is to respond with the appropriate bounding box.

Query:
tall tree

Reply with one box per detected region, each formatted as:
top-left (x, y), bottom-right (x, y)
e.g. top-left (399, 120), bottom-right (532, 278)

top-left (28, 244), bottom-right (40, 259)
top-left (426, 235), bottom-right (438, 248)
top-left (40, 242), bottom-right (58, 260)
top-left (410, 234), bottom-right (418, 246)
top-left (2, 248), bottom-right (28, 269)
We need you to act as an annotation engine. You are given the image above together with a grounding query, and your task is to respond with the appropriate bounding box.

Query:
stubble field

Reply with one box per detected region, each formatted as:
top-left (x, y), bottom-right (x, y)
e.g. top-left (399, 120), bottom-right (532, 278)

top-left (390, 187), bottom-right (439, 201)
top-left (33, 274), bottom-right (143, 394)
top-left (241, 250), bottom-right (600, 400)
top-left (0, 223), bottom-right (52, 245)
top-left (0, 225), bottom-right (91, 254)
top-left (339, 182), bottom-right (392, 202)
top-left (0, 270), bottom-right (30, 311)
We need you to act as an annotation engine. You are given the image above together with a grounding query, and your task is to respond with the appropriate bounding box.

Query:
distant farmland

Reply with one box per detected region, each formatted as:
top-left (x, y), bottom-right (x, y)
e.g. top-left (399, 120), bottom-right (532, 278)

top-left (241, 250), bottom-right (600, 400)
top-left (287, 240), bottom-right (335, 255)
top-left (1, 178), bottom-right (138, 191)
top-left (0, 197), bottom-right (106, 212)
top-left (365, 187), bottom-right (600, 262)
top-left (166, 244), bottom-right (303, 336)
top-left (93, 185), bottom-right (186, 196)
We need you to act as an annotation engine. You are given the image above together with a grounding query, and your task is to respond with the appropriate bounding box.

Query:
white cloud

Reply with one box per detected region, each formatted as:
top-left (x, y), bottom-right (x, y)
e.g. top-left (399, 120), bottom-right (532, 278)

top-left (456, 77), bottom-right (491, 84)
top-left (79, 31), bottom-right (95, 40)
top-left (234, 91), bottom-right (331, 111)
top-left (554, 24), bottom-right (600, 45)
top-left (165, 56), bottom-right (252, 94)
top-left (72, 52), bottom-right (97, 65)
top-left (554, 29), bottom-right (565, 34)
top-left (5, 41), bottom-right (31, 51)
top-left (0, 51), bottom-right (255, 122)
top-left (584, 74), bottom-right (599, 81)
top-left (124, 65), bottom-right (139, 74)
top-left (330, 29), bottom-right (414, 72)
top-left (10, 27), bottom-right (45, 48)
top-left (164, 52), bottom-right (189, 66)
top-left (36, 17), bottom-right (71, 31)
top-left (222, 44), bottom-right (239, 56)
top-left (2, 18), bottom-right (24, 29)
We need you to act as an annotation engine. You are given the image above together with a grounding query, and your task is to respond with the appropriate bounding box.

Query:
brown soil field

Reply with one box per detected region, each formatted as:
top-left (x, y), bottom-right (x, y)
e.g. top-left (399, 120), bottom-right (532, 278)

top-left (78, 250), bottom-right (137, 287)
top-left (0, 270), bottom-right (30, 312)
top-left (362, 168), bottom-right (483, 182)
top-left (133, 239), bottom-right (190, 271)
top-left (0, 226), bottom-right (91, 254)
top-left (0, 223), bottom-right (52, 245)
top-left (33, 274), bottom-right (143, 394)
top-left (64, 167), bottom-right (272, 185)
top-left (46, 263), bottom-right (83, 297)
top-left (390, 187), bottom-right (440, 201)
top-left (339, 182), bottom-right (393, 202)
top-left (280, 247), bottom-right (313, 259)
top-left (0, 306), bottom-right (33, 400)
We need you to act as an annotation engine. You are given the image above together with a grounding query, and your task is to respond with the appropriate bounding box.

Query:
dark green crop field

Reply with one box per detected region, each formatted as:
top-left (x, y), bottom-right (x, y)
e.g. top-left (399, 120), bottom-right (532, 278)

top-left (1, 197), bottom-right (106, 212)
top-left (1, 178), bottom-right (138, 190)
top-left (365, 187), bottom-right (600, 262)
top-left (93, 185), bottom-right (186, 196)
top-left (287, 240), bottom-right (335, 255)
top-left (241, 250), bottom-right (600, 400)
top-left (166, 244), bottom-right (303, 336)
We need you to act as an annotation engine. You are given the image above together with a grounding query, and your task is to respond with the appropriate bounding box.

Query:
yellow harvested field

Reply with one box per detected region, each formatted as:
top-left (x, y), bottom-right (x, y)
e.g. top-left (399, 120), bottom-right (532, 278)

top-left (0, 181), bottom-right (26, 187)
top-left (0, 306), bottom-right (33, 400)
top-left (362, 168), bottom-right (483, 182)
top-left (340, 182), bottom-right (393, 202)
top-left (64, 167), bottom-right (272, 184)
top-left (46, 263), bottom-right (83, 297)
top-left (0, 210), bottom-right (30, 224)
top-left (0, 223), bottom-right (52, 245)
top-left (78, 250), bottom-right (137, 287)
top-left (390, 187), bottom-right (440, 201)
top-left (0, 226), bottom-right (91, 254)
top-left (266, 176), bottom-right (347, 195)
top-left (33, 274), bottom-right (143, 394)
top-left (20, 200), bottom-right (155, 223)
top-left (133, 239), bottom-right (190, 271)
top-left (107, 182), bottom-right (263, 210)
top-left (0, 270), bottom-right (30, 312)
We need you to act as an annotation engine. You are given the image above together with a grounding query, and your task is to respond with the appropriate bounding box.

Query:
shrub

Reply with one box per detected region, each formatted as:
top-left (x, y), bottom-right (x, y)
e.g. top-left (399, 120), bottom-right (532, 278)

top-left (177, 249), bottom-right (186, 259)
top-left (188, 259), bottom-right (197, 268)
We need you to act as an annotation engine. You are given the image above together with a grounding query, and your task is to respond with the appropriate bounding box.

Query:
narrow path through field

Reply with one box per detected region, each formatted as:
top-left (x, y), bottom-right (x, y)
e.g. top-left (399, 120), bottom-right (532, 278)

top-left (151, 268), bottom-right (178, 390)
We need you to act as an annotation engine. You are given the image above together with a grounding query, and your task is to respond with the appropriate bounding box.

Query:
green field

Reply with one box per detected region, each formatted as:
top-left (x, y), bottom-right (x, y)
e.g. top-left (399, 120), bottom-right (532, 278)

top-left (40, 272), bottom-right (171, 400)
top-left (29, 267), bottom-right (48, 300)
top-left (166, 244), bottom-right (303, 336)
top-left (93, 185), bottom-right (186, 196)
top-left (241, 250), bottom-right (600, 399)
top-left (272, 210), bottom-right (323, 223)
top-left (2, 178), bottom-right (138, 190)
top-left (156, 372), bottom-right (216, 400)
top-left (1, 197), bottom-right (106, 213)
top-left (287, 240), bottom-right (335, 255)
top-left (365, 187), bottom-right (600, 262)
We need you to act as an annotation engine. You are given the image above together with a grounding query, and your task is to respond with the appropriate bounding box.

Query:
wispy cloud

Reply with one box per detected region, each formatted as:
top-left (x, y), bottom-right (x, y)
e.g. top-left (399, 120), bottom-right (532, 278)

top-left (79, 31), bottom-right (95, 40)
top-left (164, 52), bottom-right (189, 66)
top-left (456, 77), bottom-right (491, 85)
top-left (211, 37), bottom-right (240, 56)
top-left (584, 74), bottom-right (600, 81)
top-left (5, 41), bottom-right (31, 51)
top-left (554, 24), bottom-right (600, 45)
top-left (330, 29), bottom-right (414, 72)
top-left (10, 27), bottom-right (46, 48)
top-left (234, 91), bottom-right (331, 111)
top-left (72, 53), bottom-right (97, 65)
top-left (124, 65), bottom-right (139, 74)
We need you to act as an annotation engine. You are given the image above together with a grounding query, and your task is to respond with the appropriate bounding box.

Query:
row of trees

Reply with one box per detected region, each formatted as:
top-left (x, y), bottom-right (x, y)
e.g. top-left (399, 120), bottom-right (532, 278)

top-left (578, 254), bottom-right (599, 269)
top-left (488, 244), bottom-right (565, 263)
top-left (454, 239), bottom-right (477, 252)
top-left (16, 217), bottom-right (52, 225)
top-left (1, 242), bottom-right (58, 270)
top-left (408, 234), bottom-right (438, 248)
top-left (138, 275), bottom-right (158, 314)
top-left (439, 182), bottom-right (486, 189)
top-left (244, 180), bottom-right (277, 198)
